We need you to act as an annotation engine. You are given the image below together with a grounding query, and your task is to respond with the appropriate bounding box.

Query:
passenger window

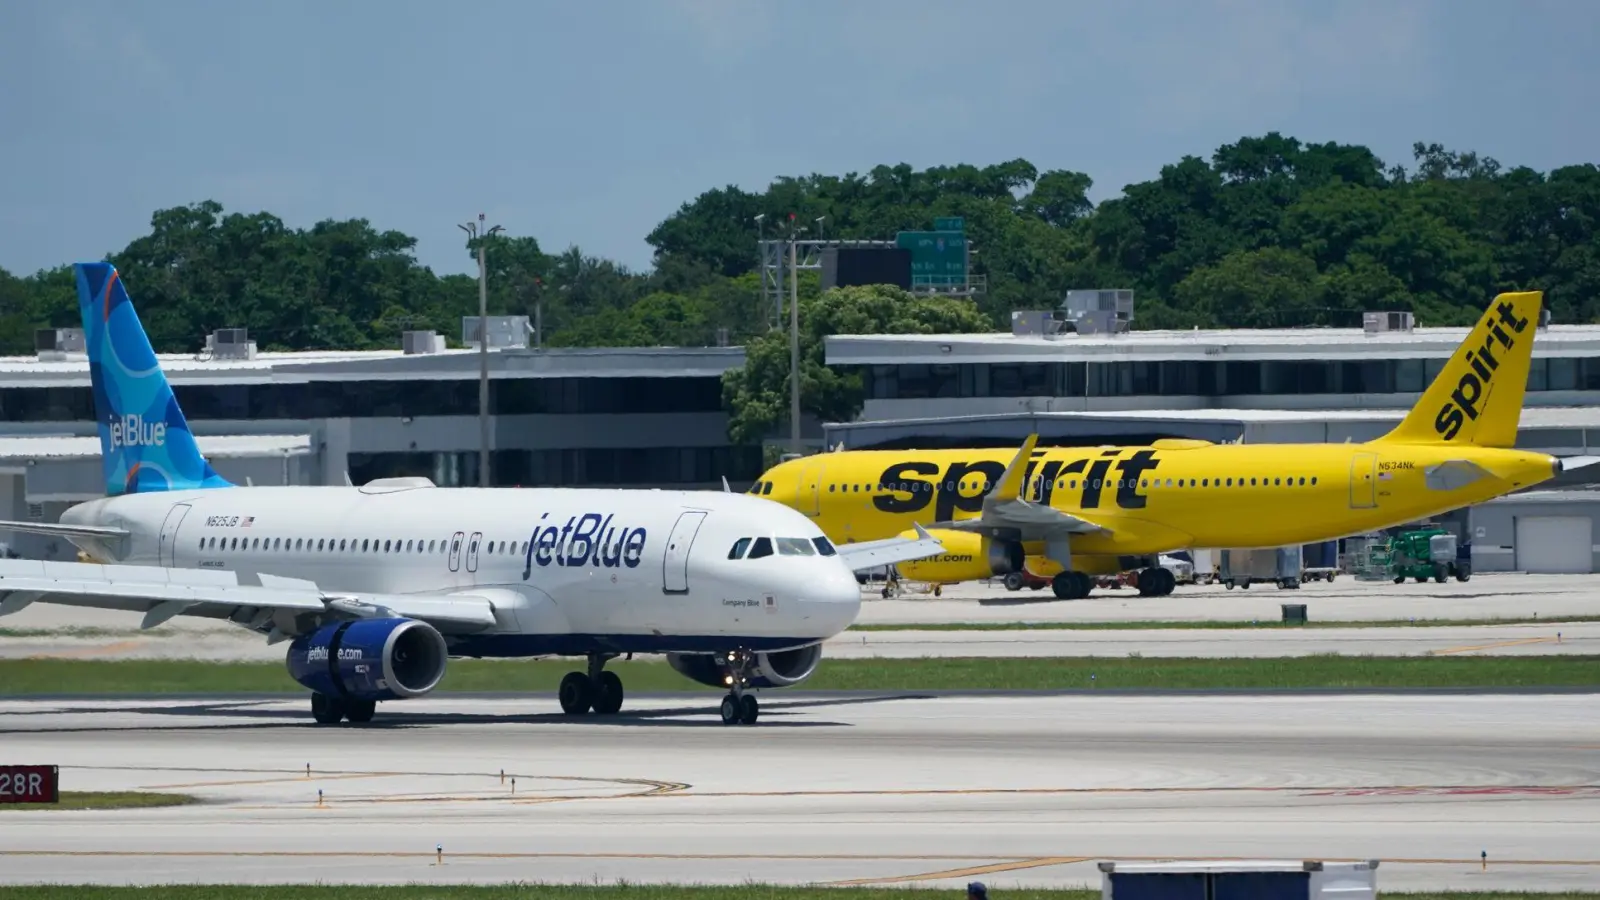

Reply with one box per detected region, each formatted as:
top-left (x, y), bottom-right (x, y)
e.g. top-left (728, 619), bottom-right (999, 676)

top-left (729, 537), bottom-right (752, 559)
top-left (1311, 477), bottom-right (1319, 485)
top-left (812, 537), bottom-right (837, 556)
top-left (748, 537), bottom-right (774, 559)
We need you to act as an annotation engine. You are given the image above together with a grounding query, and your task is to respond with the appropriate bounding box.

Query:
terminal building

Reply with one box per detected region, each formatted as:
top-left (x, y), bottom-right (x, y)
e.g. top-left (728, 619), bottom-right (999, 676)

top-left (0, 320), bottom-right (763, 559)
top-left (821, 294), bottom-right (1600, 574)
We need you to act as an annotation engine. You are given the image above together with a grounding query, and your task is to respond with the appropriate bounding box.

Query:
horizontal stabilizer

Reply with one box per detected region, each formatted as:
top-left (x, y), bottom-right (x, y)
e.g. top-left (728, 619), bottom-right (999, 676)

top-left (1557, 455), bottom-right (1600, 472)
top-left (836, 523), bottom-right (945, 571)
top-left (0, 558), bottom-right (497, 633)
top-left (0, 519), bottom-right (129, 540)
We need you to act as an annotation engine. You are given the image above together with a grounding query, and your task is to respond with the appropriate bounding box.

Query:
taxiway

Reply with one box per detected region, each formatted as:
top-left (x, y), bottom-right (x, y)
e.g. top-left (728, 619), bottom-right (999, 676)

top-left (2, 692), bottom-right (1598, 891)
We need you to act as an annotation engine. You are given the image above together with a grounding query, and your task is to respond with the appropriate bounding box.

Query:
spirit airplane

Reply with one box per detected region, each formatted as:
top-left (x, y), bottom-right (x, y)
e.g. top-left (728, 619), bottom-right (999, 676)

top-left (0, 263), bottom-right (944, 726)
top-left (755, 290), bottom-right (1599, 599)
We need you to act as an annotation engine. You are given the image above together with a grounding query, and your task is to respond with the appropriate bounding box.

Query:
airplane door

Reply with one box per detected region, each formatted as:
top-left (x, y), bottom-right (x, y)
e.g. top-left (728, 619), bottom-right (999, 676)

top-left (1349, 452), bottom-right (1378, 509)
top-left (796, 459), bottom-right (824, 517)
top-left (158, 503), bottom-right (192, 567)
top-left (662, 511), bottom-right (708, 594)
top-left (466, 531), bottom-right (483, 573)
top-left (448, 531), bottom-right (465, 572)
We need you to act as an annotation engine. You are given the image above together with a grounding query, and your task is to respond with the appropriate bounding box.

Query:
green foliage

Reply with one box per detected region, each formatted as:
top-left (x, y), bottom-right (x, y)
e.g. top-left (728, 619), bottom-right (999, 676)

top-left (3, 134), bottom-right (1598, 442)
top-left (720, 284), bottom-right (992, 445)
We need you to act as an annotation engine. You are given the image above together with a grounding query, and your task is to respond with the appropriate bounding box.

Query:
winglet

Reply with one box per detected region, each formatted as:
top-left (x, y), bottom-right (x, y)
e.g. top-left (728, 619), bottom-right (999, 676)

top-left (990, 434), bottom-right (1041, 502)
top-left (721, 476), bottom-right (732, 493)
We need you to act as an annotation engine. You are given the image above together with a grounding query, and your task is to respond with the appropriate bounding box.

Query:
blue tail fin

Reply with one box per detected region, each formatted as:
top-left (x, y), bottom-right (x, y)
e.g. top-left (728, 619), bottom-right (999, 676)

top-left (73, 262), bottom-right (233, 496)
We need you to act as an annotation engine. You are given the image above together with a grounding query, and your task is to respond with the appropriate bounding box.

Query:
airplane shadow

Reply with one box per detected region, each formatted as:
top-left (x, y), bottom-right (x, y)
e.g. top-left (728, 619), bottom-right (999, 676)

top-left (0, 692), bottom-right (932, 735)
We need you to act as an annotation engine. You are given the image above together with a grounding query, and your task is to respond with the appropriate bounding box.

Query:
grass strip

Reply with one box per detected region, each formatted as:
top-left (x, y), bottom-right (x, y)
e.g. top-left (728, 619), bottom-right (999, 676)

top-left (0, 791), bottom-right (198, 811)
top-left (1, 655), bottom-right (1597, 696)
top-left (0, 888), bottom-right (1595, 900)
top-left (849, 615), bottom-right (1600, 632)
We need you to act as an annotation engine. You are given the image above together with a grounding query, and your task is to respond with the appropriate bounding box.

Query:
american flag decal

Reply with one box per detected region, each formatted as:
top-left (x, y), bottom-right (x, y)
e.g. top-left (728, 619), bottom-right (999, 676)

top-left (1378, 472), bottom-right (1392, 480)
top-left (241, 516), bottom-right (255, 527)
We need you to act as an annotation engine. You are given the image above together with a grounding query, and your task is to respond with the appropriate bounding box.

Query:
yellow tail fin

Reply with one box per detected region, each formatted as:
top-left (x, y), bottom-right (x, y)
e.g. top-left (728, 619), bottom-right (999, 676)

top-left (1376, 291), bottom-right (1542, 448)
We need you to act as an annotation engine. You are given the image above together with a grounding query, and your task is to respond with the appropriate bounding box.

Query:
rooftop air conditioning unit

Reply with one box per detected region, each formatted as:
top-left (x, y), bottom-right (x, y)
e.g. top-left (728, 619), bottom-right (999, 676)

top-left (1060, 289), bottom-right (1134, 334)
top-left (402, 330), bottom-right (445, 355)
top-left (1361, 311), bottom-right (1415, 335)
top-left (462, 315), bottom-right (532, 351)
top-left (34, 327), bottom-right (87, 361)
top-left (207, 327), bottom-right (258, 360)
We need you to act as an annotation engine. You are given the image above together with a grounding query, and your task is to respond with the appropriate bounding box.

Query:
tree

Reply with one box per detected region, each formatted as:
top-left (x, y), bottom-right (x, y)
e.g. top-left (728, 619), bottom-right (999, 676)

top-left (720, 284), bottom-right (993, 444)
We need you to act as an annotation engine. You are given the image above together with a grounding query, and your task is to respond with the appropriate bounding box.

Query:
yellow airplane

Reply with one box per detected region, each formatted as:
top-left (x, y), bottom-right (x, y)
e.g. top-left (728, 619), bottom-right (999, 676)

top-left (751, 290), bottom-right (1600, 600)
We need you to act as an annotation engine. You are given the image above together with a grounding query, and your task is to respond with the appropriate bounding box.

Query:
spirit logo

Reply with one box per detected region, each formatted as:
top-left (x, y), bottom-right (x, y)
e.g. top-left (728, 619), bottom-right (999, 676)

top-left (872, 448), bottom-right (1163, 518)
top-left (1434, 300), bottom-right (1530, 440)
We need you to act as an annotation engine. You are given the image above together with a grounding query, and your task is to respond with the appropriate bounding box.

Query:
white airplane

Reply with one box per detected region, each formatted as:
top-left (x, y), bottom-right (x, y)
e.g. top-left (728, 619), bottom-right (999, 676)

top-left (0, 262), bottom-right (945, 726)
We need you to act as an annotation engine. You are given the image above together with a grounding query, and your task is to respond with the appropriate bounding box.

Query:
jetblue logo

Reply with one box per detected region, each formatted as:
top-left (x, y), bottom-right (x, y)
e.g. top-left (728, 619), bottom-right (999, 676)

top-left (522, 512), bottom-right (646, 579)
top-left (1433, 300), bottom-right (1531, 440)
top-left (108, 413), bottom-right (166, 450)
top-left (306, 646), bottom-right (362, 663)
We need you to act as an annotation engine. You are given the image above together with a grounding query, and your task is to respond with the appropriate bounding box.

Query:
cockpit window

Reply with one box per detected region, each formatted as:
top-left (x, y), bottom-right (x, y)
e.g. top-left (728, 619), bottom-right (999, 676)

top-left (747, 482), bottom-right (764, 495)
top-left (762, 482), bottom-right (774, 495)
top-left (776, 537), bottom-right (816, 556)
top-left (728, 537), bottom-right (752, 559)
top-left (812, 537), bottom-right (837, 557)
top-left (747, 537), bottom-right (774, 559)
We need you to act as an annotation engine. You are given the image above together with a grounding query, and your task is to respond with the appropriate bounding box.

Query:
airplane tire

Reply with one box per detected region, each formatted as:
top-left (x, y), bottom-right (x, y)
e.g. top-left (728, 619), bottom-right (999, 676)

top-left (592, 671), bottom-right (624, 715)
top-left (345, 700), bottom-right (376, 724)
top-left (310, 692), bottom-right (345, 725)
top-left (559, 672), bottom-right (593, 715)
top-left (720, 694), bottom-right (740, 725)
top-left (1004, 572), bottom-right (1024, 591)
top-left (739, 694), bottom-right (759, 725)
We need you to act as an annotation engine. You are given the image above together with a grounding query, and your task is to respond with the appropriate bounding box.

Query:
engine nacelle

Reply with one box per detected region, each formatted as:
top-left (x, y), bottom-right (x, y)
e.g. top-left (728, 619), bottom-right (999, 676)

top-left (666, 643), bottom-right (823, 690)
top-left (286, 617), bottom-right (449, 702)
top-left (894, 528), bottom-right (1024, 583)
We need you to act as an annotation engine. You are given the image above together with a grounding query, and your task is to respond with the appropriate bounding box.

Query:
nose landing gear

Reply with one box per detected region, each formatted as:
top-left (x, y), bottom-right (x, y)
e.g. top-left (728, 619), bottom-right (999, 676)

top-left (719, 649), bottom-right (760, 725)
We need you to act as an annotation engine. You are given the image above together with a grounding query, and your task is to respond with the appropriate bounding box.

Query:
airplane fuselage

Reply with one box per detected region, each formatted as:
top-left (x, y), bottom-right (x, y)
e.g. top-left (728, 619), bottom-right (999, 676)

top-left (762, 439), bottom-right (1560, 561)
top-left (61, 481), bottom-right (862, 657)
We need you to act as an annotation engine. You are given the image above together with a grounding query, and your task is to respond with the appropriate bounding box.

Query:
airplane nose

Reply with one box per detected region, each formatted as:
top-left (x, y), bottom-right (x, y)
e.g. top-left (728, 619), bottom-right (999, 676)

top-left (805, 565), bottom-right (862, 635)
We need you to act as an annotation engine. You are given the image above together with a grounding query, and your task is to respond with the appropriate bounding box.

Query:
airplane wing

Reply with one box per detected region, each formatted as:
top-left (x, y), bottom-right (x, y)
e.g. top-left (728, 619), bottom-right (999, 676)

top-left (929, 434), bottom-right (1113, 539)
top-left (834, 523), bottom-right (945, 571)
top-left (0, 558), bottom-right (498, 641)
top-left (0, 519), bottom-right (131, 540)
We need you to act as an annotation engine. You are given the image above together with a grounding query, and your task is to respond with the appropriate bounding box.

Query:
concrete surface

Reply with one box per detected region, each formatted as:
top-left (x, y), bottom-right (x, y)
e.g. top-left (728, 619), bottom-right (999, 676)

top-left (5, 572), bottom-right (1600, 661)
top-left (1, 692), bottom-right (1598, 891)
top-left (859, 572), bottom-right (1600, 624)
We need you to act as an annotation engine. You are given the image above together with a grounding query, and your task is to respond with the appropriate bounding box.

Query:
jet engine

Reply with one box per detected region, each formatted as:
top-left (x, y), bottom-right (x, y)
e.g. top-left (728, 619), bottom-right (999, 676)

top-left (285, 617), bottom-right (449, 702)
top-left (894, 528), bottom-right (1024, 583)
top-left (666, 643), bottom-right (823, 689)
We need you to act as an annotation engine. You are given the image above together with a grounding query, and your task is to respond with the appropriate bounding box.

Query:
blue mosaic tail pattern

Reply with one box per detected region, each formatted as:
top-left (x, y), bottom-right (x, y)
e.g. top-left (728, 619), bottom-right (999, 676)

top-left (73, 262), bottom-right (233, 496)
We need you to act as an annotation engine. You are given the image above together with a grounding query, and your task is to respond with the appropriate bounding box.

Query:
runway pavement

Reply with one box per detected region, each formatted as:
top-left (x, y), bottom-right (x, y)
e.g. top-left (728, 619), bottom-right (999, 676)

top-left (2, 692), bottom-right (1598, 891)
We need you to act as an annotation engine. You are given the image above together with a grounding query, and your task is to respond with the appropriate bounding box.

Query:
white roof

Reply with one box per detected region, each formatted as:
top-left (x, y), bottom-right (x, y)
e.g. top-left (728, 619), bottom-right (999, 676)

top-left (0, 434), bottom-right (312, 461)
top-left (841, 406), bottom-right (1600, 430)
top-left (828, 323), bottom-right (1600, 365)
top-left (0, 346), bottom-right (745, 388)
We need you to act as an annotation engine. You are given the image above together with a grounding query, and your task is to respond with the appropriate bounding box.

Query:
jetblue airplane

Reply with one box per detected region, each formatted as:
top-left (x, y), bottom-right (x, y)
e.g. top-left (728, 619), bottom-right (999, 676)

top-left (0, 263), bottom-right (944, 726)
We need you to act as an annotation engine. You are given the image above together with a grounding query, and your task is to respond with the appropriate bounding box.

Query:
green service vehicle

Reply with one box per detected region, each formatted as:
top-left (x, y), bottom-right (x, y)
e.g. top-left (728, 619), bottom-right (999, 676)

top-left (1388, 527), bottom-right (1472, 583)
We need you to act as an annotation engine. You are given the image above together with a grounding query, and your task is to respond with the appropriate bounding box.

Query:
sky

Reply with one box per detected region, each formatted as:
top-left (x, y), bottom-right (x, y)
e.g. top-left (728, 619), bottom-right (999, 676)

top-left (1, 0), bottom-right (1596, 280)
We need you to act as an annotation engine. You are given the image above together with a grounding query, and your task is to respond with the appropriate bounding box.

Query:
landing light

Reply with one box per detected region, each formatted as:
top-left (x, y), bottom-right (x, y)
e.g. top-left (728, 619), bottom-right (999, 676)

top-left (724, 675), bottom-right (733, 685)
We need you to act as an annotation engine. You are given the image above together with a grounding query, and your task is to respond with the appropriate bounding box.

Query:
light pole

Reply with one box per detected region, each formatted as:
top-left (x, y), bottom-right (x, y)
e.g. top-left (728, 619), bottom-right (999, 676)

top-left (788, 229), bottom-right (802, 455)
top-left (458, 214), bottom-right (503, 488)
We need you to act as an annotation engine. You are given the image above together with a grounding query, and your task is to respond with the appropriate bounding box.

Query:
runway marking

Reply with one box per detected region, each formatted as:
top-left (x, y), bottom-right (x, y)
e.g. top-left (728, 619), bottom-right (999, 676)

top-left (1431, 636), bottom-right (1555, 655)
top-left (830, 856), bottom-right (1094, 885)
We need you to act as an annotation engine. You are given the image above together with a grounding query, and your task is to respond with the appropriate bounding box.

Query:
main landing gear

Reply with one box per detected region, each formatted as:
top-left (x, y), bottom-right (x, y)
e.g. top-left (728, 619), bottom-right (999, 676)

top-left (718, 649), bottom-right (760, 726)
top-left (558, 653), bottom-right (625, 716)
top-left (310, 692), bottom-right (376, 725)
top-left (1051, 571), bottom-right (1092, 600)
top-left (1136, 565), bottom-right (1177, 597)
